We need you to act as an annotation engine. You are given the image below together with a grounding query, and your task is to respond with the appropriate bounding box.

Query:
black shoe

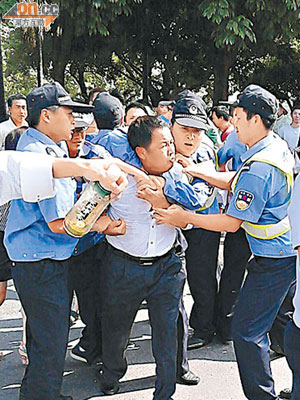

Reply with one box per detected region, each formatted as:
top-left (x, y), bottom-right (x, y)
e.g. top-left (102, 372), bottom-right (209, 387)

top-left (187, 334), bottom-right (211, 350)
top-left (176, 370), bottom-right (200, 385)
top-left (71, 344), bottom-right (102, 366)
top-left (279, 388), bottom-right (292, 399)
top-left (270, 343), bottom-right (285, 356)
top-left (99, 380), bottom-right (120, 395)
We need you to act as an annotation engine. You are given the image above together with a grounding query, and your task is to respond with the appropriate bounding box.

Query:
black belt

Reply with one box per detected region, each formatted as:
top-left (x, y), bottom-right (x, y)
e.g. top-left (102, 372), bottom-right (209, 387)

top-left (108, 244), bottom-right (176, 266)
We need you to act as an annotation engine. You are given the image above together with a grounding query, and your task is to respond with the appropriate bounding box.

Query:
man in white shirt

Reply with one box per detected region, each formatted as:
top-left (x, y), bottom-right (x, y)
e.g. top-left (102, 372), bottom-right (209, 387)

top-left (278, 105), bottom-right (300, 152)
top-left (0, 94), bottom-right (28, 150)
top-left (99, 117), bottom-right (186, 400)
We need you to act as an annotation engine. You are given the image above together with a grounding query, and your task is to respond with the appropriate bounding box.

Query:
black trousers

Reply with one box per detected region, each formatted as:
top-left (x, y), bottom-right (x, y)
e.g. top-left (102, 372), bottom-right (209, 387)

top-left (68, 241), bottom-right (106, 361)
top-left (12, 259), bottom-right (70, 400)
top-left (184, 228), bottom-right (250, 341)
top-left (184, 228), bottom-right (221, 340)
top-left (100, 247), bottom-right (185, 400)
top-left (0, 231), bottom-right (12, 282)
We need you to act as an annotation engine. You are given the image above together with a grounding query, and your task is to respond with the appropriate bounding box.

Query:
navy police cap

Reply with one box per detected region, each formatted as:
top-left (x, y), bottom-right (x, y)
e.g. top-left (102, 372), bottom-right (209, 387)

top-left (27, 82), bottom-right (94, 115)
top-left (235, 84), bottom-right (279, 119)
top-left (172, 96), bottom-right (208, 131)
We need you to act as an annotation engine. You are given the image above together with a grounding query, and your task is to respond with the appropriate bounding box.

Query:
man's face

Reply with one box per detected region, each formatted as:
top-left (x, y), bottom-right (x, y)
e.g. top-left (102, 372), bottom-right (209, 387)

top-left (9, 99), bottom-right (27, 125)
top-left (141, 126), bottom-right (175, 175)
top-left (171, 122), bottom-right (202, 157)
top-left (157, 104), bottom-right (173, 121)
top-left (47, 106), bottom-right (75, 143)
top-left (292, 109), bottom-right (300, 126)
top-left (125, 107), bottom-right (146, 126)
top-left (67, 128), bottom-right (86, 157)
top-left (233, 107), bottom-right (253, 145)
top-left (211, 111), bottom-right (221, 129)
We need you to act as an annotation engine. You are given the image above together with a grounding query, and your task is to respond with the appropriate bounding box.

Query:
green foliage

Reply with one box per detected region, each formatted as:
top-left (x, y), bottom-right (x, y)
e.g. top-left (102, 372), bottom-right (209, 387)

top-left (1, 0), bottom-right (300, 104)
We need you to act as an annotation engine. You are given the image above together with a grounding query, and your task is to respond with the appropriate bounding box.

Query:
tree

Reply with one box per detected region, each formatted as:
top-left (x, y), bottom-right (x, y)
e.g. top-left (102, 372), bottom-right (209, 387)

top-left (0, 0), bottom-right (15, 118)
top-left (197, 0), bottom-right (300, 101)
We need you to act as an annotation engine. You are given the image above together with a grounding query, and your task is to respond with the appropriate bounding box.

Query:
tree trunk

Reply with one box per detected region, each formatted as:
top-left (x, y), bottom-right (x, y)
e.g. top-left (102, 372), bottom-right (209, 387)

top-left (142, 50), bottom-right (149, 102)
top-left (213, 50), bottom-right (232, 103)
top-left (77, 66), bottom-right (88, 101)
top-left (51, 9), bottom-right (74, 86)
top-left (0, 24), bottom-right (6, 121)
top-left (36, 28), bottom-right (43, 87)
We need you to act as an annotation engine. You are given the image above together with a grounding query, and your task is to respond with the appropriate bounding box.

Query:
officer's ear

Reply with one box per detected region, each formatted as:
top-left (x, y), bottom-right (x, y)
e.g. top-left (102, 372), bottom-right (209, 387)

top-left (253, 114), bottom-right (261, 125)
top-left (135, 145), bottom-right (147, 161)
top-left (40, 109), bottom-right (51, 124)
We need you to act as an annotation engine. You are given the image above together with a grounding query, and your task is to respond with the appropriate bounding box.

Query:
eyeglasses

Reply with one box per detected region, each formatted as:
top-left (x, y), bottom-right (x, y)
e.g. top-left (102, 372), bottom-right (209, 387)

top-left (72, 127), bottom-right (87, 134)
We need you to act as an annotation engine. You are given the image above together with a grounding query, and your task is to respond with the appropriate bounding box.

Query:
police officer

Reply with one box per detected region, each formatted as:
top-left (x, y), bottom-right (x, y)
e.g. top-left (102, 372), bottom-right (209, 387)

top-left (4, 82), bottom-right (94, 400)
top-left (168, 94), bottom-right (221, 349)
top-left (154, 85), bottom-right (296, 400)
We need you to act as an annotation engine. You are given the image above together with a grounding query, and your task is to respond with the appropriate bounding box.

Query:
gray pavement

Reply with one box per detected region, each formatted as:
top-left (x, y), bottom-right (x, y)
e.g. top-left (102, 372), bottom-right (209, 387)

top-left (0, 280), bottom-right (292, 400)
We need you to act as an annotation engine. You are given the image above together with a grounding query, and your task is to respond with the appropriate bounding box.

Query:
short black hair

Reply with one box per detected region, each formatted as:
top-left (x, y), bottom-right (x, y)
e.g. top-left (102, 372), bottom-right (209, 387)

top-left (244, 108), bottom-right (275, 130)
top-left (7, 94), bottom-right (26, 108)
top-left (211, 105), bottom-right (230, 121)
top-left (27, 105), bottom-right (59, 128)
top-left (127, 116), bottom-right (167, 151)
top-left (292, 104), bottom-right (300, 113)
top-left (125, 102), bottom-right (148, 117)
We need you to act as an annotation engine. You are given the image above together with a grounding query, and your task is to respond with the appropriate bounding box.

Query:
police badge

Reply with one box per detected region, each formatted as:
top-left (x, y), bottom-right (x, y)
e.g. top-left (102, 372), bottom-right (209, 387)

top-left (235, 190), bottom-right (254, 211)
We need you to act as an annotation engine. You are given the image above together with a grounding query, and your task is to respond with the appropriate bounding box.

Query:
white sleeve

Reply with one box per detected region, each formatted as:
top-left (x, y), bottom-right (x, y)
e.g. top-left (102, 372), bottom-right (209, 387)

top-left (288, 175), bottom-right (300, 249)
top-left (19, 152), bottom-right (56, 202)
top-left (0, 151), bottom-right (56, 205)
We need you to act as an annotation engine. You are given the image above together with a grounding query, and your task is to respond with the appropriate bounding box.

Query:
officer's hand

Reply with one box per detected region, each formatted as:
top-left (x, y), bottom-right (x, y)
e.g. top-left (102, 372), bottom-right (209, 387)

top-left (183, 159), bottom-right (216, 178)
top-left (153, 205), bottom-right (188, 228)
top-left (104, 218), bottom-right (126, 236)
top-left (91, 215), bottom-right (112, 233)
top-left (175, 153), bottom-right (192, 168)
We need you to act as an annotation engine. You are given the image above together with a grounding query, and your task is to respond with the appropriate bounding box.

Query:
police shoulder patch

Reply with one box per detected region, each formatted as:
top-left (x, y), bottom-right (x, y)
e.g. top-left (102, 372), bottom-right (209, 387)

top-left (235, 190), bottom-right (254, 211)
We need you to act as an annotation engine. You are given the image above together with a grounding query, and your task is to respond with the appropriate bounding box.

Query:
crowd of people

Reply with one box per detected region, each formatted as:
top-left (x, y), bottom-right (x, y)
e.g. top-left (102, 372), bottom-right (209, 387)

top-left (0, 81), bottom-right (300, 400)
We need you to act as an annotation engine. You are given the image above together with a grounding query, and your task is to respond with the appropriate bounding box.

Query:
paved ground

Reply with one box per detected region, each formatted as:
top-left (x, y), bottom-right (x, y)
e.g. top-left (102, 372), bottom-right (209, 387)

top-left (0, 279), bottom-right (292, 400)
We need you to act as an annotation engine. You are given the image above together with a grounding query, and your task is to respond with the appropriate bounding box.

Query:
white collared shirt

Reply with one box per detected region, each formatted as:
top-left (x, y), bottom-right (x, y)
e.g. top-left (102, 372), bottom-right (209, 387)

top-left (107, 176), bottom-right (176, 257)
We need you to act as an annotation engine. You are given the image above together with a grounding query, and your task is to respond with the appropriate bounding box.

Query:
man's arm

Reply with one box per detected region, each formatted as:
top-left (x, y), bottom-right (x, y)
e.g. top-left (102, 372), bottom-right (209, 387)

top-left (0, 151), bottom-right (150, 205)
top-left (153, 204), bottom-right (242, 232)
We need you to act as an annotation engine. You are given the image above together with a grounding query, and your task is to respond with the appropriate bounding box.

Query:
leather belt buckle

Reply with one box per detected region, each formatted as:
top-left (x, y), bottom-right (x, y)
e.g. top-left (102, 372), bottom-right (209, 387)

top-left (139, 258), bottom-right (155, 266)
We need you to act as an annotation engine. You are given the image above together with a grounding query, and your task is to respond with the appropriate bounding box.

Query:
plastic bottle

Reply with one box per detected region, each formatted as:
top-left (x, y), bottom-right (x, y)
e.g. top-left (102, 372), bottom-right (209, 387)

top-left (64, 164), bottom-right (121, 238)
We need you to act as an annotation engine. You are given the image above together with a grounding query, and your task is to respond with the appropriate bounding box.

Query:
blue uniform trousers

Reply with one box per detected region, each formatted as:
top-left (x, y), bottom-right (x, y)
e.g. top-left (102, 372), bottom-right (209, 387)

top-left (100, 246), bottom-right (186, 400)
top-left (232, 255), bottom-right (296, 400)
top-left (12, 259), bottom-right (70, 400)
top-left (284, 320), bottom-right (300, 400)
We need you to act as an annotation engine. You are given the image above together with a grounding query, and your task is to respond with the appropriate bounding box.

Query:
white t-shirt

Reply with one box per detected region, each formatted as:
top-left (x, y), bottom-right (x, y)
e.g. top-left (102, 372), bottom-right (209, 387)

top-left (278, 124), bottom-right (300, 152)
top-left (0, 151), bottom-right (56, 205)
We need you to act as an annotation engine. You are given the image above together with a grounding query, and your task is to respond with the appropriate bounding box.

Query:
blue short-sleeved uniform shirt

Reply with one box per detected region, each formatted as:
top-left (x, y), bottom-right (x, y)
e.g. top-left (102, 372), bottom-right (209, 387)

top-left (4, 128), bottom-right (78, 262)
top-left (227, 134), bottom-right (295, 258)
top-left (217, 130), bottom-right (247, 171)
